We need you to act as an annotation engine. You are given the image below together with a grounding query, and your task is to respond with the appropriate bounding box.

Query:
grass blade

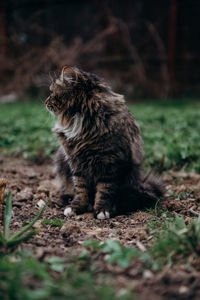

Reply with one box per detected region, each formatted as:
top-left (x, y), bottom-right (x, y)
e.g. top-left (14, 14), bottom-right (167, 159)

top-left (7, 230), bottom-right (38, 247)
top-left (4, 192), bottom-right (12, 240)
top-left (0, 231), bottom-right (5, 246)
top-left (8, 201), bottom-right (47, 242)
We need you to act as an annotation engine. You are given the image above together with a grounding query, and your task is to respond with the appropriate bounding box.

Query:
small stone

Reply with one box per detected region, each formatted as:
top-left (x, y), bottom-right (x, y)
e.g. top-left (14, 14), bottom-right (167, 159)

top-left (143, 270), bottom-right (154, 279)
top-left (37, 180), bottom-right (52, 195)
top-left (28, 172), bottom-right (36, 179)
top-left (33, 220), bottom-right (42, 229)
top-left (36, 199), bottom-right (45, 209)
top-left (16, 187), bottom-right (33, 201)
top-left (61, 223), bottom-right (81, 236)
top-left (179, 286), bottom-right (189, 294)
top-left (13, 221), bottom-right (21, 227)
top-left (35, 239), bottom-right (46, 247)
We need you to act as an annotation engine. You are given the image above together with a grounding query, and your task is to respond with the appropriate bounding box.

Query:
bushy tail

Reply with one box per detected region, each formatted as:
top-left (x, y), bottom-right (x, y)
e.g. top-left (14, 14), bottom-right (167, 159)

top-left (116, 172), bottom-right (165, 213)
top-left (141, 172), bottom-right (165, 207)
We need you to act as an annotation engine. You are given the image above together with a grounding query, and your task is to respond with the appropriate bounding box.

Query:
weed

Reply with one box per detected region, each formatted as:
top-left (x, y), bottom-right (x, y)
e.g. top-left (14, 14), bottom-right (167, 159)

top-left (41, 218), bottom-right (64, 227)
top-left (0, 192), bottom-right (47, 252)
top-left (167, 188), bottom-right (194, 200)
top-left (83, 240), bottom-right (141, 268)
top-left (0, 251), bottom-right (132, 300)
top-left (149, 215), bottom-right (200, 268)
top-left (82, 215), bottom-right (200, 271)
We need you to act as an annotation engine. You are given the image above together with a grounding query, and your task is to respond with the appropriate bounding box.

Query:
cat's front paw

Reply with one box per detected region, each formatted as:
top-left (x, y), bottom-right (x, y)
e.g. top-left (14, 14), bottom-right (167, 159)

top-left (96, 210), bottom-right (110, 220)
top-left (64, 206), bottom-right (75, 217)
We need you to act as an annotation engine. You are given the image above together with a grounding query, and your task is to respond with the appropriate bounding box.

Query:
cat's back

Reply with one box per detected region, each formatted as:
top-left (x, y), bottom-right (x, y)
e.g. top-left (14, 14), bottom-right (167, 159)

top-left (109, 104), bottom-right (144, 165)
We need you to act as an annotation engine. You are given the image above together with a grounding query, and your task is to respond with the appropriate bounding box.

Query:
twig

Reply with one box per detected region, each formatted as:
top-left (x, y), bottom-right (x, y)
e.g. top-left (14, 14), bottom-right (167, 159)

top-left (189, 205), bottom-right (200, 216)
top-left (136, 241), bottom-right (147, 252)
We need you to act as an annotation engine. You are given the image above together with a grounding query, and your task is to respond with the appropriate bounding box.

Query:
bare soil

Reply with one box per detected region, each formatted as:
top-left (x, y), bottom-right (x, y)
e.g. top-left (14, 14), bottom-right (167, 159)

top-left (1, 157), bottom-right (200, 299)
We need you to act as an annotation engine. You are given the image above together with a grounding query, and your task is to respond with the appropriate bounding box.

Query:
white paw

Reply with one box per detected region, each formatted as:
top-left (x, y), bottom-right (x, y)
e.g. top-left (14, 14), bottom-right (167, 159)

top-left (97, 211), bottom-right (110, 220)
top-left (64, 207), bottom-right (74, 217)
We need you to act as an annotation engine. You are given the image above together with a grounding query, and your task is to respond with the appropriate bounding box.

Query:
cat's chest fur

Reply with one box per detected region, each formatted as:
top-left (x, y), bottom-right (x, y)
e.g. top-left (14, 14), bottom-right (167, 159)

top-left (53, 113), bottom-right (83, 140)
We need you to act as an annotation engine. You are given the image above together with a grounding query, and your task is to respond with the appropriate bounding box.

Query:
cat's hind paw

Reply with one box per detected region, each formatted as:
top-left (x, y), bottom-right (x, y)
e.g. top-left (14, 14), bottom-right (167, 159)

top-left (64, 206), bottom-right (75, 217)
top-left (96, 210), bottom-right (110, 220)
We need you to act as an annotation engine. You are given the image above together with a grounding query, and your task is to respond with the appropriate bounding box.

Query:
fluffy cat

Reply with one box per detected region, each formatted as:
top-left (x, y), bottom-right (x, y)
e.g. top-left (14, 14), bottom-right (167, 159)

top-left (45, 66), bottom-right (164, 219)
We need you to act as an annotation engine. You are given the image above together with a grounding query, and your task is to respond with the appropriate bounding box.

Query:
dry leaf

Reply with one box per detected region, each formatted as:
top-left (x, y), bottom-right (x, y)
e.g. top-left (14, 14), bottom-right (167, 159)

top-left (0, 178), bottom-right (7, 204)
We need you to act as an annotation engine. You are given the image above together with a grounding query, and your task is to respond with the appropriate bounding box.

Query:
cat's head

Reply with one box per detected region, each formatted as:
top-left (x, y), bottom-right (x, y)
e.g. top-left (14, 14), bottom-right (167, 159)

top-left (45, 66), bottom-right (107, 116)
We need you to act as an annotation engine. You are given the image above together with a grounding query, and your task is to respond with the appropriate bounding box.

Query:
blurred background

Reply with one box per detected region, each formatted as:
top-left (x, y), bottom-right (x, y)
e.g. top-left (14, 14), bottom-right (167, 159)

top-left (0, 0), bottom-right (199, 101)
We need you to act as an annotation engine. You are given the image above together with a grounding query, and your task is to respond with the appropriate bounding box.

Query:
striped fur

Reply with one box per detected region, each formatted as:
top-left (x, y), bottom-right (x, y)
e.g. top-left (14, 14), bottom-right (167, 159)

top-left (45, 66), bottom-right (165, 218)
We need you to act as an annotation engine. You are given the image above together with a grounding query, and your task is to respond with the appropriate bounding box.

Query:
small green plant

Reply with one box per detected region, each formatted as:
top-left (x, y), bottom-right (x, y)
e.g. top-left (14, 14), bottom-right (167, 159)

top-left (0, 251), bottom-right (132, 300)
top-left (83, 240), bottom-right (141, 268)
top-left (149, 215), bottom-right (200, 267)
top-left (0, 192), bottom-right (47, 251)
top-left (83, 215), bottom-right (200, 272)
top-left (45, 256), bottom-right (66, 272)
top-left (167, 188), bottom-right (194, 200)
top-left (41, 218), bottom-right (64, 227)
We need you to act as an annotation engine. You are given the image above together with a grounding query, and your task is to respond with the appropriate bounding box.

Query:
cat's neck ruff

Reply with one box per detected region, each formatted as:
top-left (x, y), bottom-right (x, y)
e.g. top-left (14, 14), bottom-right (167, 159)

top-left (54, 114), bottom-right (83, 140)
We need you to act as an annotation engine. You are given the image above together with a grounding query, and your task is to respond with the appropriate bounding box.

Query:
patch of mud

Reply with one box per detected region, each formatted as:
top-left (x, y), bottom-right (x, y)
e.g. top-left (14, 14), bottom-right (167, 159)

top-left (137, 268), bottom-right (200, 300)
top-left (163, 171), bottom-right (200, 217)
top-left (1, 157), bottom-right (200, 299)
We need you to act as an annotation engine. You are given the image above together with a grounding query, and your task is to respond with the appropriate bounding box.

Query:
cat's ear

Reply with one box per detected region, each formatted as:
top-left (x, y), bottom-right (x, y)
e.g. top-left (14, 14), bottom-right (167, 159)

top-left (60, 66), bottom-right (79, 82)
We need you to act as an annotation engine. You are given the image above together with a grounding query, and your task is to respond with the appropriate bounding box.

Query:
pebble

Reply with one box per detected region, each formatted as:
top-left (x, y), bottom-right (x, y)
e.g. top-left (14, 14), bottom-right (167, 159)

top-left (143, 270), bottom-right (154, 279)
top-left (37, 180), bottom-right (52, 195)
top-left (179, 286), bottom-right (189, 294)
top-left (33, 220), bottom-right (42, 229)
top-left (36, 199), bottom-right (45, 209)
top-left (16, 187), bottom-right (33, 201)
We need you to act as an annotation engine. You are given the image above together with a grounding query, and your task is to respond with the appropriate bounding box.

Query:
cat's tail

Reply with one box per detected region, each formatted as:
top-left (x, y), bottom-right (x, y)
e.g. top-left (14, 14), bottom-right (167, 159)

top-left (116, 172), bottom-right (165, 213)
top-left (140, 172), bottom-right (165, 208)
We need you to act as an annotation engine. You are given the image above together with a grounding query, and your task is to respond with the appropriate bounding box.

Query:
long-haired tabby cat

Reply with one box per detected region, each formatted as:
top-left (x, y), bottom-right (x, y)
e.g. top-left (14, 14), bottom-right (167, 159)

top-left (45, 66), bottom-right (164, 219)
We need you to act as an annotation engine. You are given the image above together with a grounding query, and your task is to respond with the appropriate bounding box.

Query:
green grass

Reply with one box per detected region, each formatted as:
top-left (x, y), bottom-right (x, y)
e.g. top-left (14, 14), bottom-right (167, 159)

top-left (0, 99), bottom-right (200, 171)
top-left (0, 251), bottom-right (132, 300)
top-left (41, 218), bottom-right (64, 227)
top-left (130, 99), bottom-right (200, 172)
top-left (1, 215), bottom-right (199, 300)
top-left (0, 101), bottom-right (57, 159)
top-left (148, 215), bottom-right (200, 269)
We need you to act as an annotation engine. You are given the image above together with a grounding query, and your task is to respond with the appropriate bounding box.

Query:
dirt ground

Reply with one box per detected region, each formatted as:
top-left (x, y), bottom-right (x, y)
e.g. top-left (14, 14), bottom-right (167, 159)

top-left (1, 157), bottom-right (200, 299)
